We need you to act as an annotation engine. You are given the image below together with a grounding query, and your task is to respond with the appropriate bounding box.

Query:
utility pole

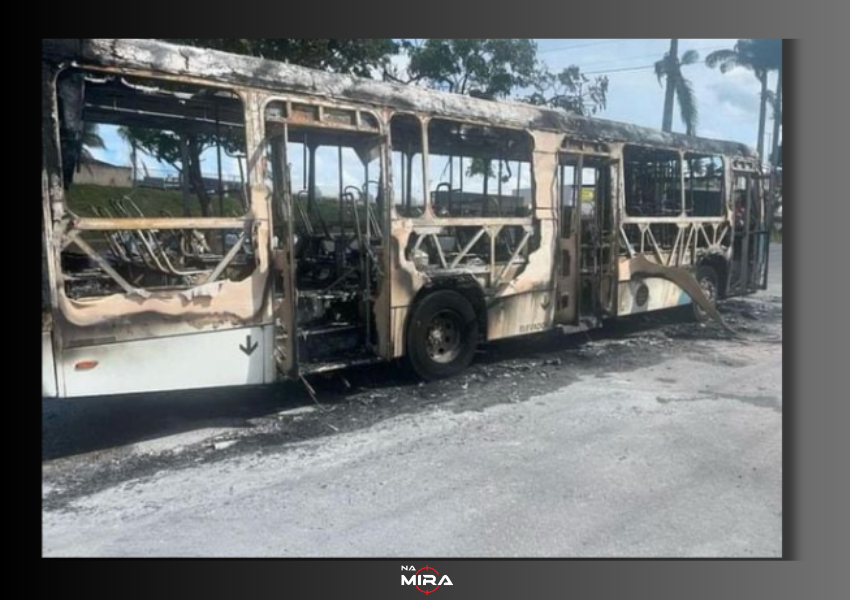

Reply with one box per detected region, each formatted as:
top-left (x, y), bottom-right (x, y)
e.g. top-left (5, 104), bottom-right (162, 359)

top-left (179, 136), bottom-right (193, 217)
top-left (756, 70), bottom-right (768, 162)
top-left (771, 67), bottom-right (782, 168)
top-left (770, 66), bottom-right (783, 225)
top-left (661, 38), bottom-right (678, 133)
top-left (130, 139), bottom-right (138, 187)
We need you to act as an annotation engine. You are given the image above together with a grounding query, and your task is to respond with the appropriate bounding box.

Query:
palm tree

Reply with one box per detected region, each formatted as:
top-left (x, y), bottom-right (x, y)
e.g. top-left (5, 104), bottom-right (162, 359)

top-left (655, 40), bottom-right (700, 135)
top-left (706, 39), bottom-right (782, 161)
top-left (81, 123), bottom-right (105, 160)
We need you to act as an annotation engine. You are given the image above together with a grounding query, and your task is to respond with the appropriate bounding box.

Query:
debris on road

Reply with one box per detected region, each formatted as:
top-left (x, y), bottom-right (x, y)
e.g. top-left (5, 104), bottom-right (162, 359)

top-left (212, 440), bottom-right (237, 451)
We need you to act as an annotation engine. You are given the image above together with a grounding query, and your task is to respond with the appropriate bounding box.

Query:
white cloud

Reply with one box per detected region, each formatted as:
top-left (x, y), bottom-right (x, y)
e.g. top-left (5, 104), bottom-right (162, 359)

top-left (530, 38), bottom-right (775, 145)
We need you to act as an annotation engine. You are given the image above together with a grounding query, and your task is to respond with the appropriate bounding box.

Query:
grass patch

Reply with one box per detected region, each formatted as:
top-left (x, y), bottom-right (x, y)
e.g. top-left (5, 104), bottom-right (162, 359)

top-left (65, 185), bottom-right (379, 232)
top-left (65, 184), bottom-right (243, 218)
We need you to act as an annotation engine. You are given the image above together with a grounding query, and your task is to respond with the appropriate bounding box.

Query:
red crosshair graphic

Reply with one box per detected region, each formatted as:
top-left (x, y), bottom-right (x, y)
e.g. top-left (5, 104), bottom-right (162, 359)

top-left (416, 565), bottom-right (442, 595)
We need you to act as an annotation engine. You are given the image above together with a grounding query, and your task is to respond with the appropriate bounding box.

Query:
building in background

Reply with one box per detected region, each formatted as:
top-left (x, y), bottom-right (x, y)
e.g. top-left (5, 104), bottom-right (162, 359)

top-left (73, 157), bottom-right (133, 188)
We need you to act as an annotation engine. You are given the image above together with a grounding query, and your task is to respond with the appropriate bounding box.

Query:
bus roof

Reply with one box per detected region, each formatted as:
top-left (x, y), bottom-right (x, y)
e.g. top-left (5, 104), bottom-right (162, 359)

top-left (43, 38), bottom-right (757, 160)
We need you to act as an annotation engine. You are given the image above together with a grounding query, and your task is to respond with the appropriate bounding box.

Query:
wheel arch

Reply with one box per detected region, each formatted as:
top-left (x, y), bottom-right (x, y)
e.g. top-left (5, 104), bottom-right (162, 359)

top-left (407, 274), bottom-right (488, 343)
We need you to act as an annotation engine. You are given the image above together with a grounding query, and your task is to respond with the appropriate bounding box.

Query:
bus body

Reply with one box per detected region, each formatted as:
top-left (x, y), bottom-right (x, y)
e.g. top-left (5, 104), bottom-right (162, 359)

top-left (41, 39), bottom-right (770, 398)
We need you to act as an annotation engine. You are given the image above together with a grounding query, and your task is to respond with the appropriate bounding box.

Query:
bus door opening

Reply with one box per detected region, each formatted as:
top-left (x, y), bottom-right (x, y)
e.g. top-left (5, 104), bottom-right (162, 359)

top-left (731, 171), bottom-right (770, 293)
top-left (265, 102), bottom-right (386, 373)
top-left (556, 154), bottom-right (616, 325)
top-left (554, 155), bottom-right (581, 325)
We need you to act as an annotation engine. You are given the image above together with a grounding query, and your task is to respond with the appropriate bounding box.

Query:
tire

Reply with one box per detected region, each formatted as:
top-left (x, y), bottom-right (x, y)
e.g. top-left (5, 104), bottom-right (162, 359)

top-left (692, 265), bottom-right (719, 323)
top-left (405, 290), bottom-right (479, 381)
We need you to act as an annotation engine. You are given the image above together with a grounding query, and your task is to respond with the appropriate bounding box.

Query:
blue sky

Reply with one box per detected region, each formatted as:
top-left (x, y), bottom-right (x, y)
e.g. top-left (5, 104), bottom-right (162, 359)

top-left (91, 39), bottom-right (780, 192)
top-left (531, 39), bottom-right (779, 146)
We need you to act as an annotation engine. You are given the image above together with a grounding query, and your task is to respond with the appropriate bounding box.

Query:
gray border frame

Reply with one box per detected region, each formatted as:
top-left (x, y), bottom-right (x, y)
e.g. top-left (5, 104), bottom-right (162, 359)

top-left (38, 14), bottom-right (850, 600)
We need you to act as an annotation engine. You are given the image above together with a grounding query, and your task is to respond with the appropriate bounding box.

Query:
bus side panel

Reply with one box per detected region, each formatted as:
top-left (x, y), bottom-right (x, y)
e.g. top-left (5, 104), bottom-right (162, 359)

top-left (617, 277), bottom-right (691, 316)
top-left (42, 331), bottom-right (58, 397)
top-left (487, 289), bottom-right (556, 340)
top-left (59, 325), bottom-right (274, 397)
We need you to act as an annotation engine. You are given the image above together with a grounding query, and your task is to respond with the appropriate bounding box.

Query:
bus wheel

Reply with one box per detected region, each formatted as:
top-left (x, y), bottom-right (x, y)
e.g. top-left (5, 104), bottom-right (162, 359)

top-left (406, 290), bottom-right (478, 381)
top-left (692, 265), bottom-right (719, 323)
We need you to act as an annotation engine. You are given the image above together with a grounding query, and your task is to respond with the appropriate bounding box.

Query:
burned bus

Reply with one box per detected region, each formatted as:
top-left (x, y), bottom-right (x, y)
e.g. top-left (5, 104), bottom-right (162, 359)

top-left (41, 39), bottom-right (770, 398)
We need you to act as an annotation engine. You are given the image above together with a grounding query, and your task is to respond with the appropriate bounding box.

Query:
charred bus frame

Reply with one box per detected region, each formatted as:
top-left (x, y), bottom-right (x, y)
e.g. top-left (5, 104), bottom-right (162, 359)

top-left (42, 39), bottom-right (770, 397)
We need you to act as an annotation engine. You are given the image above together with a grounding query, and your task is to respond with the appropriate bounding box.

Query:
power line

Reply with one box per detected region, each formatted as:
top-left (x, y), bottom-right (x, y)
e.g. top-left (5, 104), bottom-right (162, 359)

top-left (569, 45), bottom-right (728, 70)
top-left (538, 39), bottom-right (621, 53)
top-left (576, 46), bottom-right (731, 76)
top-left (582, 64), bottom-right (657, 76)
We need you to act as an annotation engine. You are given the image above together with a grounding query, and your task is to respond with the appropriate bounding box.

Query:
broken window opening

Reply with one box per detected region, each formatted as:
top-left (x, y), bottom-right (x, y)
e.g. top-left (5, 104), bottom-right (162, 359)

top-left (684, 154), bottom-right (725, 217)
top-left (733, 173), bottom-right (763, 232)
top-left (558, 163), bottom-right (601, 236)
top-left (405, 223), bottom-right (535, 286)
top-left (61, 227), bottom-right (254, 299)
top-left (624, 145), bottom-right (682, 217)
top-left (390, 114), bottom-right (426, 218)
top-left (55, 69), bottom-right (255, 300)
top-left (427, 119), bottom-right (533, 218)
top-left (560, 156), bottom-right (612, 245)
top-left (558, 163), bottom-right (579, 239)
top-left (265, 114), bottom-right (384, 293)
top-left (59, 70), bottom-right (249, 219)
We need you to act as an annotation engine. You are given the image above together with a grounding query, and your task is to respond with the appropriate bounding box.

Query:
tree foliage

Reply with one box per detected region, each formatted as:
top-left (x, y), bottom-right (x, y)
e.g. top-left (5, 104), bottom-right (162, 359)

top-left (524, 65), bottom-right (609, 116)
top-left (401, 39), bottom-right (538, 97)
top-left (162, 39), bottom-right (399, 77)
top-left (81, 123), bottom-right (105, 160)
top-left (706, 39), bottom-right (782, 158)
top-left (394, 39), bottom-right (608, 180)
top-left (396, 39), bottom-right (607, 116)
top-left (705, 39), bottom-right (781, 76)
top-left (118, 126), bottom-right (240, 217)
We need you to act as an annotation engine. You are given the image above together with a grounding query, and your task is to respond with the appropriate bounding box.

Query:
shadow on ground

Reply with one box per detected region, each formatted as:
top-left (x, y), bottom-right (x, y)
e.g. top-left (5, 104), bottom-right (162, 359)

top-left (43, 306), bottom-right (737, 462)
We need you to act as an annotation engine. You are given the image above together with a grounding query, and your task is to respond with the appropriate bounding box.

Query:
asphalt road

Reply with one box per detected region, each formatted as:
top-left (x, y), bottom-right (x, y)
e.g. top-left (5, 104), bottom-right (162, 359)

top-left (42, 245), bottom-right (783, 557)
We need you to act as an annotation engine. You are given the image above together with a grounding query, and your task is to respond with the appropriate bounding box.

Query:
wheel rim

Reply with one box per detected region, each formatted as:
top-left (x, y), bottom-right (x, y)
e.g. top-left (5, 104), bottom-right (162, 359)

top-left (424, 310), bottom-right (463, 363)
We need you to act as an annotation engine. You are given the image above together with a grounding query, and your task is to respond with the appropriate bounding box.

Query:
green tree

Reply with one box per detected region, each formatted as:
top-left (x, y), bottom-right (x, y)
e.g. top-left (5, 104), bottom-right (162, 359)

top-left (395, 39), bottom-right (608, 116)
top-left (162, 39), bottom-right (398, 77)
top-left (390, 39), bottom-right (608, 116)
top-left (706, 39), bottom-right (782, 160)
top-left (395, 40), bottom-right (608, 180)
top-left (655, 40), bottom-right (700, 135)
top-left (401, 39), bottom-right (538, 97)
top-left (117, 126), bottom-right (241, 217)
top-left (525, 65), bottom-right (609, 116)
